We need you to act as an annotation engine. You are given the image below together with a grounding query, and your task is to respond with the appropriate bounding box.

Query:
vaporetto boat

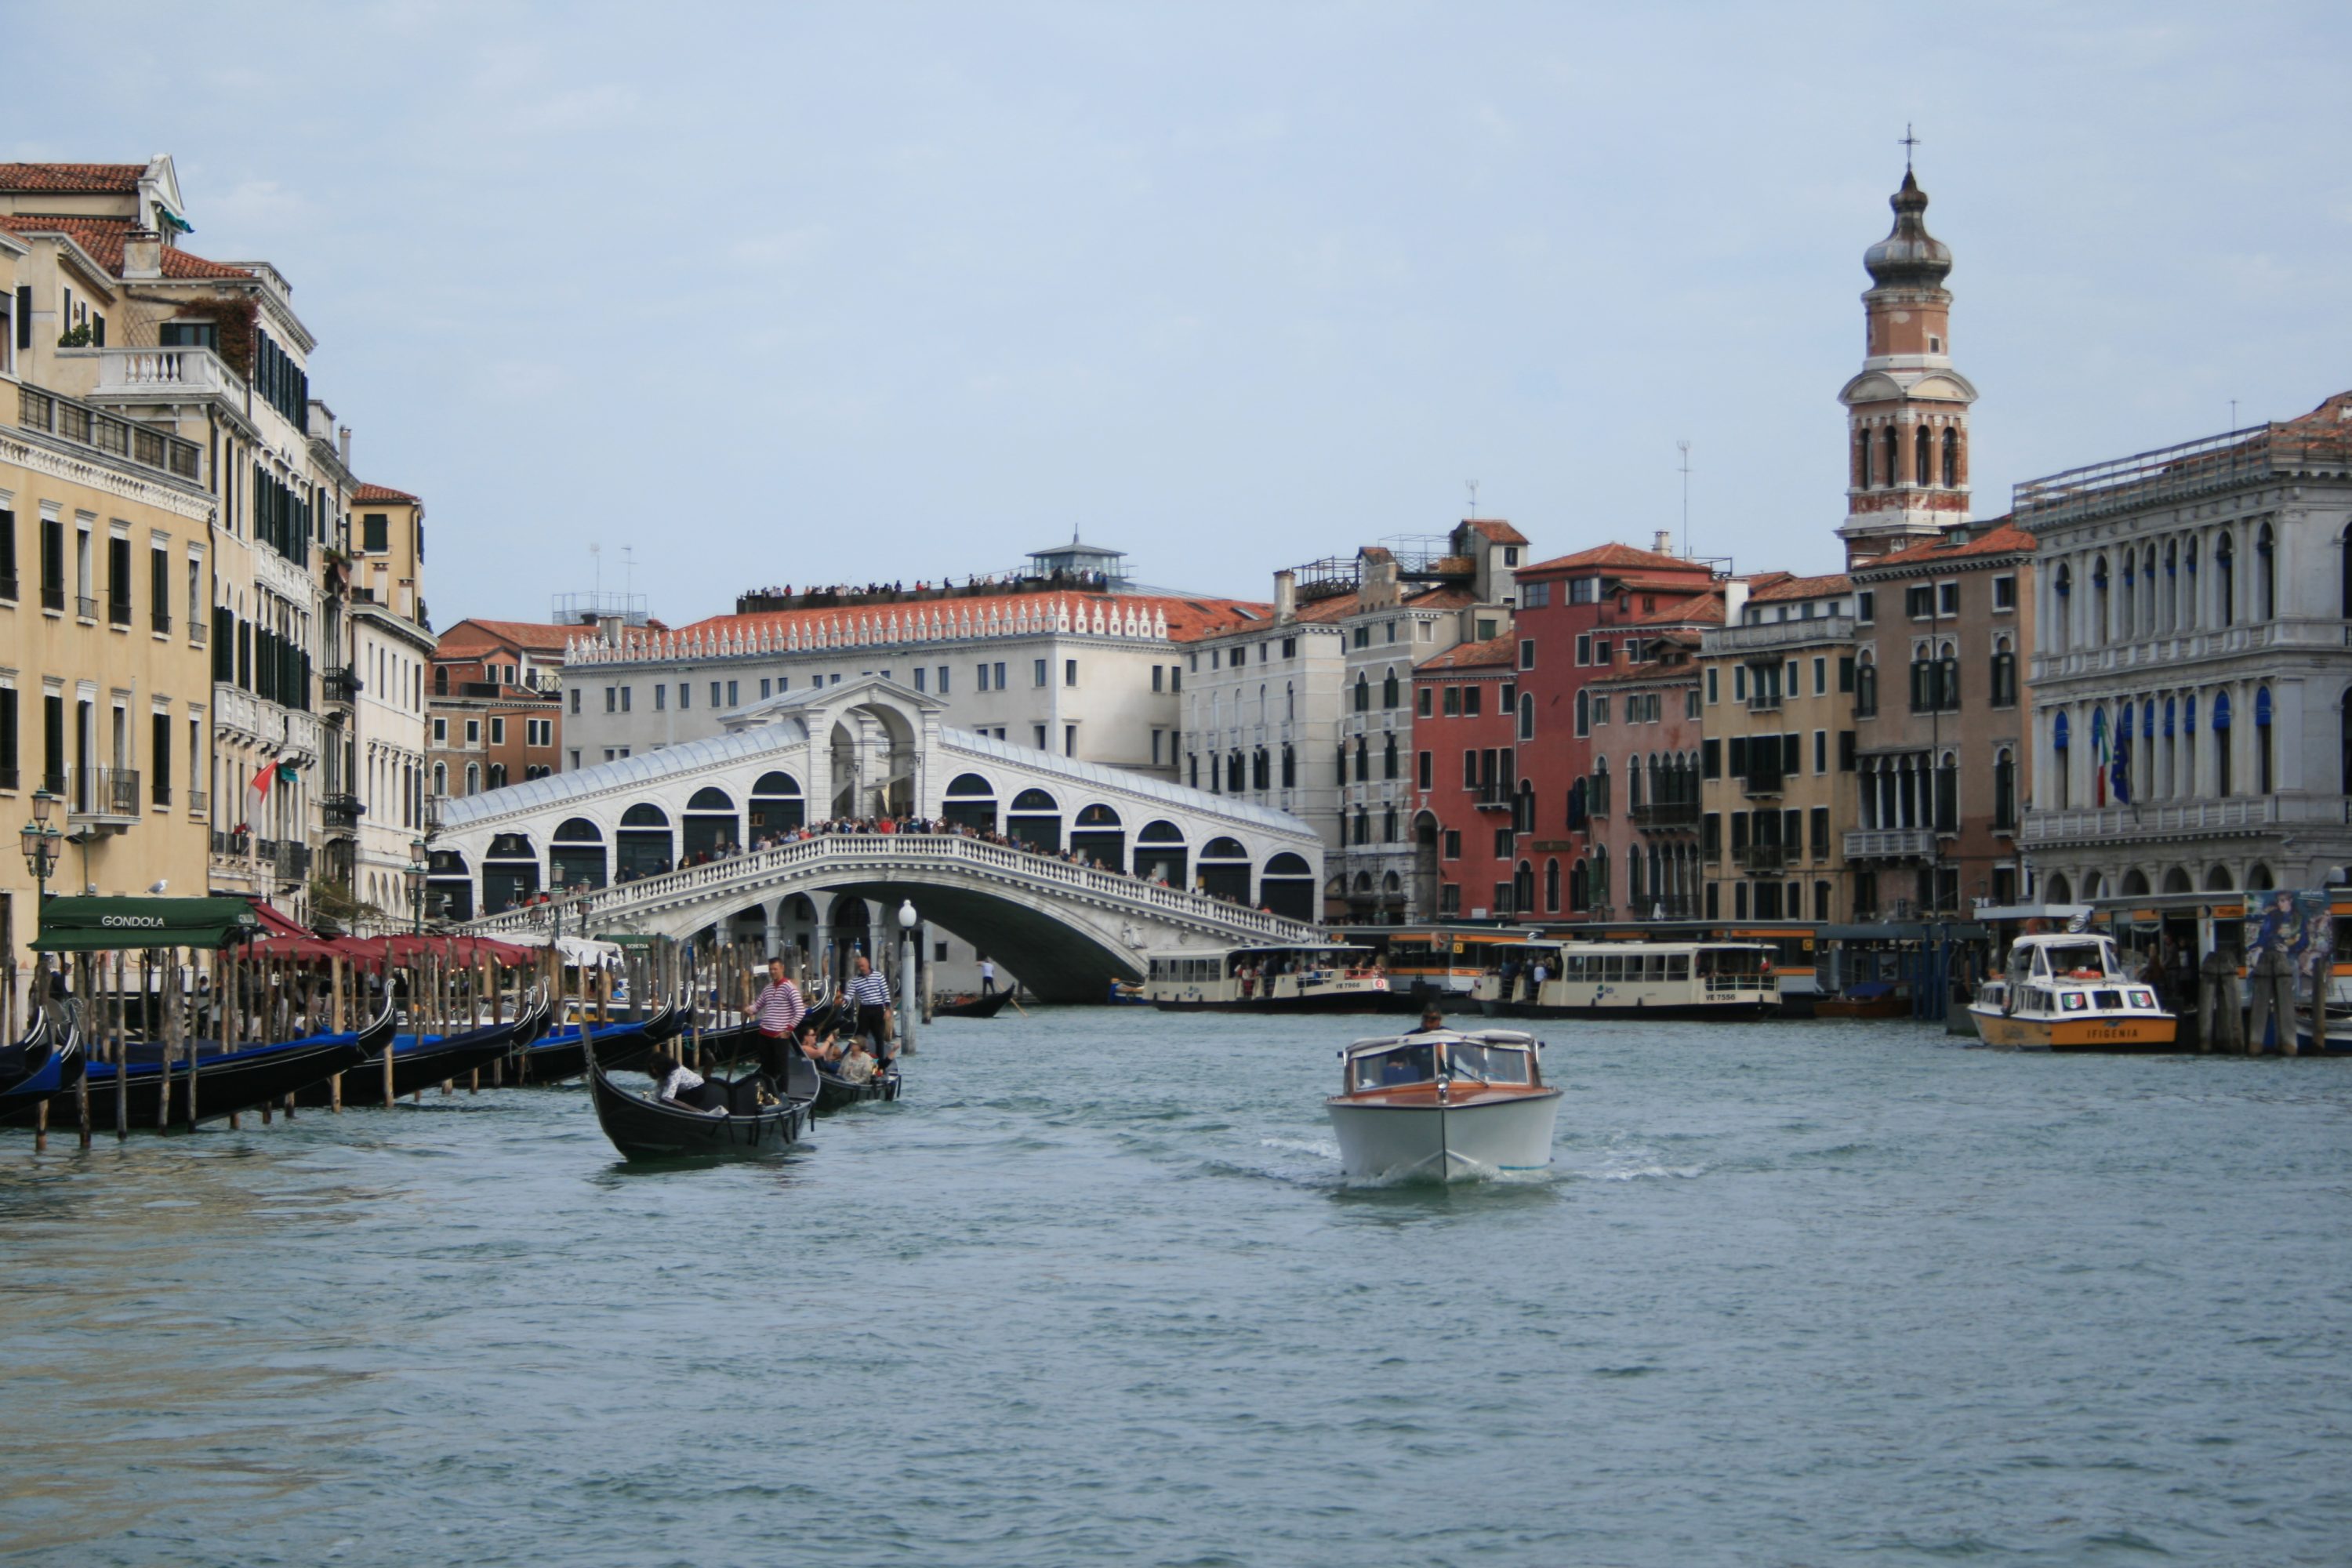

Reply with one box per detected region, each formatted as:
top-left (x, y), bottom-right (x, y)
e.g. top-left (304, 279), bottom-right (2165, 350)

top-left (1969, 932), bottom-right (2176, 1051)
top-left (1145, 944), bottom-right (1391, 1012)
top-left (1475, 940), bottom-right (1777, 1019)
top-left (1324, 1028), bottom-right (1561, 1183)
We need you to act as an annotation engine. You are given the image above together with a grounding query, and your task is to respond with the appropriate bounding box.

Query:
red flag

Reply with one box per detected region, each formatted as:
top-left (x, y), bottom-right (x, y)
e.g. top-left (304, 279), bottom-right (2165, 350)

top-left (249, 761), bottom-right (274, 800)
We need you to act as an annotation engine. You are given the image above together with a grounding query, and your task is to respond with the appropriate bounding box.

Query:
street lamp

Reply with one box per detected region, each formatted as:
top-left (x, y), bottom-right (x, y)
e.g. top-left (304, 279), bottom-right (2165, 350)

top-left (897, 898), bottom-right (919, 1057)
top-left (405, 837), bottom-right (429, 935)
top-left (19, 789), bottom-right (63, 904)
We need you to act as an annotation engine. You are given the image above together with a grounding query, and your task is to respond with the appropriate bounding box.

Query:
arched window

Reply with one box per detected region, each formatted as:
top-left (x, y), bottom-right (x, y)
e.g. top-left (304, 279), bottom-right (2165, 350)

top-left (1261, 852), bottom-right (1315, 920)
top-left (1353, 735), bottom-right (1369, 782)
top-left (1574, 688), bottom-right (1590, 735)
top-left (1856, 428), bottom-right (1871, 489)
top-left (1226, 750), bottom-right (1244, 793)
top-left (2255, 684), bottom-right (2274, 794)
top-left (2203, 864), bottom-right (2235, 893)
top-left (431, 761), bottom-right (447, 797)
top-left (550, 816), bottom-right (607, 891)
top-left (2053, 561), bottom-right (2074, 654)
top-left (1855, 652), bottom-right (1878, 718)
top-left (2256, 523), bottom-right (2276, 620)
top-left (1915, 424), bottom-right (1933, 487)
top-left (615, 803), bottom-right (672, 880)
top-left (942, 772), bottom-right (997, 832)
top-left (1009, 788), bottom-right (1063, 851)
top-left (1880, 426), bottom-right (1897, 487)
top-left (1353, 673), bottom-right (1370, 713)
top-left (1383, 805), bottom-right (1398, 842)
top-left (1280, 743), bottom-right (1296, 788)
top-left (1197, 837), bottom-right (1250, 902)
top-left (1592, 754), bottom-right (1610, 816)
top-left (1381, 668), bottom-right (1399, 708)
top-left (433, 666), bottom-right (448, 696)
top-left (1251, 747), bottom-right (1269, 789)
top-left (2164, 538), bottom-right (2180, 630)
top-left (1989, 636), bottom-right (2016, 708)
top-left (1992, 747), bottom-right (2016, 830)
top-left (2044, 872), bottom-right (2072, 905)
top-left (2091, 556), bottom-right (2111, 644)
top-left (1135, 820), bottom-right (1186, 886)
top-left (2183, 538), bottom-right (2200, 630)
top-left (1071, 803), bottom-right (1125, 872)
top-left (1941, 426), bottom-right (1959, 488)
top-left (750, 771), bottom-right (806, 836)
top-left (1935, 750), bottom-right (1958, 833)
top-left (1519, 691), bottom-right (1534, 742)
top-left (463, 761), bottom-right (481, 795)
top-left (487, 763), bottom-right (507, 789)
top-left (1545, 858), bottom-right (1560, 913)
top-left (2216, 532), bottom-right (2236, 626)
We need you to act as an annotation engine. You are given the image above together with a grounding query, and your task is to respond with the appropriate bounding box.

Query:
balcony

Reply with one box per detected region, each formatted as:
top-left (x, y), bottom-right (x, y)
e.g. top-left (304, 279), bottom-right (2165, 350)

top-left (88, 344), bottom-right (247, 401)
top-left (323, 793), bottom-right (365, 829)
top-left (272, 840), bottom-right (311, 883)
top-left (190, 617), bottom-right (208, 647)
top-left (1702, 615), bottom-right (1857, 656)
top-left (17, 383), bottom-right (203, 482)
top-left (1736, 843), bottom-right (1787, 873)
top-left (1740, 775), bottom-right (1784, 799)
top-left (108, 595), bottom-right (132, 629)
top-left (1630, 800), bottom-right (1701, 829)
top-left (1746, 691), bottom-right (1783, 713)
top-left (76, 595), bottom-right (97, 620)
top-left (1472, 784), bottom-right (1515, 811)
top-left (65, 766), bottom-right (141, 826)
top-left (322, 667), bottom-right (362, 706)
top-left (1844, 827), bottom-right (1938, 860)
top-left (2021, 794), bottom-right (2339, 848)
top-left (212, 828), bottom-right (252, 857)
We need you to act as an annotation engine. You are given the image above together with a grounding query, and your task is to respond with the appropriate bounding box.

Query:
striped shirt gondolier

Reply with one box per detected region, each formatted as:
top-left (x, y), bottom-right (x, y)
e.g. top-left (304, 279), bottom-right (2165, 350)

top-left (753, 979), bottom-right (804, 1036)
top-left (849, 971), bottom-right (894, 1042)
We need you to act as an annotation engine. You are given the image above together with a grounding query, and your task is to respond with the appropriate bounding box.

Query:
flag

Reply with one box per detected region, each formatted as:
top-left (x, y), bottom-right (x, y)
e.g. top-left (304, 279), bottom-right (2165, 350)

top-left (2090, 708), bottom-right (2109, 808)
top-left (249, 760), bottom-right (274, 800)
top-left (2111, 722), bottom-right (2132, 807)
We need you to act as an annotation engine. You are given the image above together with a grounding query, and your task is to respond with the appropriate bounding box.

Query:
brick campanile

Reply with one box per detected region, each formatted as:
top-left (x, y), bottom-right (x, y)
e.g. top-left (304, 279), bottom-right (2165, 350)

top-left (1835, 168), bottom-right (1978, 566)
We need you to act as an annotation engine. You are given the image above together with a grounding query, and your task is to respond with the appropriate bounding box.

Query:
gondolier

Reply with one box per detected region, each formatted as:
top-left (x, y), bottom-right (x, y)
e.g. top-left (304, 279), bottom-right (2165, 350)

top-left (849, 956), bottom-right (895, 1057)
top-left (753, 958), bottom-right (805, 1040)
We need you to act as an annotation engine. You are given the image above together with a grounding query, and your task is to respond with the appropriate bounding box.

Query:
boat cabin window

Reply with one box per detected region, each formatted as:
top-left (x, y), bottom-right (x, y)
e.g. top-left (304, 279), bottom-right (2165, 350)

top-left (1352, 1044), bottom-right (1438, 1091)
top-left (1666, 954), bottom-right (1690, 981)
top-left (1445, 1040), bottom-right (1532, 1083)
top-left (2041, 942), bottom-right (2118, 979)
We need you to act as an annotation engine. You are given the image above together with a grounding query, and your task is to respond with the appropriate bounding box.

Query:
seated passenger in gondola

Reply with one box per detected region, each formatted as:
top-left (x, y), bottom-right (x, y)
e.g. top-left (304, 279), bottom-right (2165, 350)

top-left (799, 1028), bottom-right (847, 1068)
top-left (645, 1050), bottom-right (721, 1112)
top-left (837, 1039), bottom-right (878, 1084)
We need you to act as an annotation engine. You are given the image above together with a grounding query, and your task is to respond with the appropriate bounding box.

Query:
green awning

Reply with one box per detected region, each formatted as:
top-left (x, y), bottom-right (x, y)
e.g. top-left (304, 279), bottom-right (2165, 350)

top-left (33, 896), bottom-right (260, 953)
top-left (593, 931), bottom-right (661, 948)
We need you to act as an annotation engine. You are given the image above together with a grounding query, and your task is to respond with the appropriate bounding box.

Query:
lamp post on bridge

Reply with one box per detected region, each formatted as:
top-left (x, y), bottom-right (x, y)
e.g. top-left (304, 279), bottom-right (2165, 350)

top-left (897, 898), bottom-right (919, 1057)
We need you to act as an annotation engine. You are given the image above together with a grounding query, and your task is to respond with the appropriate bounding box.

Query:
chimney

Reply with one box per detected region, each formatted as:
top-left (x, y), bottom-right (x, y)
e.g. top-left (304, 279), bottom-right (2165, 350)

top-left (1722, 579), bottom-right (1750, 626)
top-left (1273, 569), bottom-right (1297, 624)
top-left (339, 426), bottom-right (352, 467)
top-left (596, 612), bottom-right (625, 644)
top-left (1653, 529), bottom-right (1672, 556)
top-left (122, 229), bottom-right (162, 279)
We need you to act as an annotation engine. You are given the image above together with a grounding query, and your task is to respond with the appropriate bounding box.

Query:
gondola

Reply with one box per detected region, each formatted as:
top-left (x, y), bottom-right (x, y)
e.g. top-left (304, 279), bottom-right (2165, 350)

top-left (292, 996), bottom-right (549, 1106)
top-left (515, 1002), bottom-right (679, 1083)
top-left (815, 1059), bottom-right (902, 1113)
top-left (5, 1004), bottom-right (397, 1131)
top-left (586, 1037), bottom-right (818, 1161)
top-left (0, 1015), bottom-right (82, 1121)
top-left (932, 989), bottom-right (1013, 1019)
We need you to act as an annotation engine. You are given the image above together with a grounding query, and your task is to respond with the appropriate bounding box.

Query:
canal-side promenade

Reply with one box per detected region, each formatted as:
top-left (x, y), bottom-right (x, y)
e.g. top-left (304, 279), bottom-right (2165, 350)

top-left (5, 1008), bottom-right (2347, 1567)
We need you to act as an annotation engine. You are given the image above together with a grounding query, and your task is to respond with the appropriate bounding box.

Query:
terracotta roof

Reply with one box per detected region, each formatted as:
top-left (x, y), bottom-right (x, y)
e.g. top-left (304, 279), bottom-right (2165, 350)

top-left (680, 590), bottom-right (1272, 649)
top-left (1403, 585), bottom-right (1477, 611)
top-left (353, 483), bottom-right (419, 505)
top-left (1521, 541), bottom-right (1708, 577)
top-left (1287, 593), bottom-right (1359, 626)
top-left (1461, 518), bottom-right (1530, 546)
top-left (0, 213), bottom-right (250, 281)
top-left (1858, 519), bottom-right (2034, 573)
top-left (1630, 590), bottom-right (1724, 626)
top-left (1416, 633), bottom-right (1520, 672)
top-left (0, 162), bottom-right (145, 194)
top-left (1749, 572), bottom-right (1852, 604)
top-left (437, 619), bottom-right (580, 657)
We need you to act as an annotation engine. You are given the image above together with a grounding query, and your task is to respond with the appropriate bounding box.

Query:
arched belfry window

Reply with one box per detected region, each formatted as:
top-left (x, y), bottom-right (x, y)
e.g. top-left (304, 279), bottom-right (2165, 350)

top-left (1856, 429), bottom-right (1872, 489)
top-left (1880, 427), bottom-right (1898, 487)
top-left (1915, 425), bottom-right (1933, 487)
top-left (1941, 427), bottom-right (1959, 488)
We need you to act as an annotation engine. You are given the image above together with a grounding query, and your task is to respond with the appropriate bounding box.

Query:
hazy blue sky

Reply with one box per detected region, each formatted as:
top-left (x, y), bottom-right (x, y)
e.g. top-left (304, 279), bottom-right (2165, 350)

top-left (13, 2), bottom-right (2348, 625)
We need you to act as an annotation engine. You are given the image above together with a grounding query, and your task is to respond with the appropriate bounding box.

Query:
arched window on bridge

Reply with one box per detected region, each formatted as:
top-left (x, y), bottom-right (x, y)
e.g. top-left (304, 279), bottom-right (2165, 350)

top-left (483, 832), bottom-right (539, 914)
top-left (426, 847), bottom-right (474, 923)
top-left (942, 772), bottom-right (997, 833)
top-left (1198, 837), bottom-right (1251, 904)
top-left (616, 804), bottom-right (673, 881)
top-left (1261, 851), bottom-right (1316, 920)
top-left (1135, 820), bottom-right (1186, 887)
top-left (683, 786), bottom-right (740, 862)
top-left (1071, 803), bottom-right (1125, 872)
top-left (750, 771), bottom-right (805, 839)
top-left (550, 817), bottom-right (608, 892)
top-left (1008, 788), bottom-right (1062, 852)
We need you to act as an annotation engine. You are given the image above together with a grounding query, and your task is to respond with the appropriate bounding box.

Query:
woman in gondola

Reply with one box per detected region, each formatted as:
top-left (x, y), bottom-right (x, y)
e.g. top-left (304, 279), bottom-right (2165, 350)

top-left (645, 1049), bottom-right (717, 1112)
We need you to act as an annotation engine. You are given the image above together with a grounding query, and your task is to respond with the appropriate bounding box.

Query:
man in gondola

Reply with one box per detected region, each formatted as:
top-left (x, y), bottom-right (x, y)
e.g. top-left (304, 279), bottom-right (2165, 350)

top-left (849, 955), bottom-right (895, 1062)
top-left (751, 956), bottom-right (804, 1077)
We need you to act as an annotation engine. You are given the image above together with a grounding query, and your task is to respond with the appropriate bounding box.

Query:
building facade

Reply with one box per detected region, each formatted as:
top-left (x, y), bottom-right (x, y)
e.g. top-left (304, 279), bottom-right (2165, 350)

top-left (2020, 393), bottom-right (2352, 901)
top-left (427, 616), bottom-right (571, 811)
top-left (1408, 634), bottom-right (1520, 920)
top-left (1698, 574), bottom-right (1861, 923)
top-left (1576, 622), bottom-right (1710, 922)
top-left (1847, 521), bottom-right (2034, 916)
top-left (340, 485), bottom-right (433, 919)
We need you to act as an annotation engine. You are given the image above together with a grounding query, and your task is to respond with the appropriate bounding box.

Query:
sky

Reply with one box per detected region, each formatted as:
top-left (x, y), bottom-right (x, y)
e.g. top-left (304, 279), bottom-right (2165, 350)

top-left (11, 2), bottom-right (2350, 627)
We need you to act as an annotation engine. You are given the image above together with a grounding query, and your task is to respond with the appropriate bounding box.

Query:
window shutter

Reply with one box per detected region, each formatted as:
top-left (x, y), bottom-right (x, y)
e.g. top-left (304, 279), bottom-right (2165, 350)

top-left (15, 286), bottom-right (30, 350)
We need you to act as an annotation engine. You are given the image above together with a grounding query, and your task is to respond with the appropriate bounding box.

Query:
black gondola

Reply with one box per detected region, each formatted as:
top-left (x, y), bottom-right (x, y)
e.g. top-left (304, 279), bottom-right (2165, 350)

top-left (0, 1015), bottom-right (82, 1120)
top-left (292, 996), bottom-right (548, 1107)
top-left (814, 1060), bottom-right (903, 1112)
top-left (516, 1002), bottom-right (677, 1083)
top-left (0, 1010), bottom-right (53, 1096)
top-left (586, 1041), bottom-right (818, 1161)
top-left (932, 989), bottom-right (1014, 1019)
top-left (5, 1005), bottom-right (397, 1131)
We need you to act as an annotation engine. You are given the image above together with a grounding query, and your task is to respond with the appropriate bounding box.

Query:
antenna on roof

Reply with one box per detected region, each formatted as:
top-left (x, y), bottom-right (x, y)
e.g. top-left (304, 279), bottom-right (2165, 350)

top-left (1676, 440), bottom-right (1693, 559)
top-left (1465, 479), bottom-right (1479, 519)
top-left (622, 544), bottom-right (635, 599)
top-left (590, 542), bottom-right (601, 594)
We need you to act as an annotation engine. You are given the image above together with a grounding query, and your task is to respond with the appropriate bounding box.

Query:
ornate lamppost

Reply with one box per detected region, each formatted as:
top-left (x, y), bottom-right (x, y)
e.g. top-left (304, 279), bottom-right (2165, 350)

top-left (406, 837), bottom-right (429, 935)
top-left (19, 789), bottom-right (62, 904)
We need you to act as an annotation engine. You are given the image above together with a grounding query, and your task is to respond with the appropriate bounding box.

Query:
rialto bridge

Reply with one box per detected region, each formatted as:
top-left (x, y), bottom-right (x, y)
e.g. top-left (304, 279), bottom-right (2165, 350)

top-left (437, 678), bottom-right (1326, 999)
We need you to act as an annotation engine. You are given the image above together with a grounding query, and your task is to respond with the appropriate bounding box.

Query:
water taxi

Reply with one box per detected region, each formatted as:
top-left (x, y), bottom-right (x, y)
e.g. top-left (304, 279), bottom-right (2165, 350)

top-left (1325, 1028), bottom-right (1560, 1182)
top-left (1145, 945), bottom-right (1391, 1012)
top-left (1969, 933), bottom-right (2176, 1050)
top-left (1475, 941), bottom-right (1777, 1019)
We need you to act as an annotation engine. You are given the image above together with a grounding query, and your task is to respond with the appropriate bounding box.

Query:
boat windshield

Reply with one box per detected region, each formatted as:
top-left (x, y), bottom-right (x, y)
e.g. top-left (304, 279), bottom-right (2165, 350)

top-left (1444, 1040), bottom-right (1531, 1084)
top-left (2040, 942), bottom-right (2118, 979)
top-left (1350, 1043), bottom-right (1437, 1091)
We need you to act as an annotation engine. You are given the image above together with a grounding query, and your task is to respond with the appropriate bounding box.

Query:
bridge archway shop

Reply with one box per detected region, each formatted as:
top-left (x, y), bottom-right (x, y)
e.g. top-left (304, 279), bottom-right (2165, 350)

top-left (434, 677), bottom-right (1327, 1000)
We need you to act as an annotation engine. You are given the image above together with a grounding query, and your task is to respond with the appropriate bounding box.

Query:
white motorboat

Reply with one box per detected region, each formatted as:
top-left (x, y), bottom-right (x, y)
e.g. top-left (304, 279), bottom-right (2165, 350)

top-left (1324, 1028), bottom-right (1561, 1183)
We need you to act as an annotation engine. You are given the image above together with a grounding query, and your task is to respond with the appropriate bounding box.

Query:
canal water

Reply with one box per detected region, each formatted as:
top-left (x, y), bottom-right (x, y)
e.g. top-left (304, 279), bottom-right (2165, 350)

top-left (3, 1008), bottom-right (2348, 1567)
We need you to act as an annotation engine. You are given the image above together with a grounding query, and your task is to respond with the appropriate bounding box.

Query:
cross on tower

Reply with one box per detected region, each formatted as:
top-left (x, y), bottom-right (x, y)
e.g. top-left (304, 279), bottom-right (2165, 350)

top-left (1900, 123), bottom-right (1920, 172)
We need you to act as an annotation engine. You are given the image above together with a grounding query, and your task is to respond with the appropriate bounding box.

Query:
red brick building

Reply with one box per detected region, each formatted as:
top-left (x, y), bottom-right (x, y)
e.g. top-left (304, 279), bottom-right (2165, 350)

top-left (1410, 634), bottom-right (1523, 920)
top-left (1573, 608), bottom-right (1716, 920)
top-left (1509, 542), bottom-right (1719, 920)
top-left (427, 619), bottom-right (572, 802)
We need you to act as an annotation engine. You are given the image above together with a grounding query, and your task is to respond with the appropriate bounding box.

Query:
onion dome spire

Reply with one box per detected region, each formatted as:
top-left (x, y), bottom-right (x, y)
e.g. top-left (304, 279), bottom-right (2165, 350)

top-left (1863, 169), bottom-right (1952, 289)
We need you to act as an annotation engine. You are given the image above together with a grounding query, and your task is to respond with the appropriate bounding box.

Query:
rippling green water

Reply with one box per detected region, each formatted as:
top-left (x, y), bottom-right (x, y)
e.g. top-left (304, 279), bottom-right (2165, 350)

top-left (3, 1009), bottom-right (2349, 1566)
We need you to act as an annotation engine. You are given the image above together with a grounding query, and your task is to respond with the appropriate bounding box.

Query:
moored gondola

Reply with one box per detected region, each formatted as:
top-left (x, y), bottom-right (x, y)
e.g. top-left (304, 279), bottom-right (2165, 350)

top-left (0, 1016), bottom-right (82, 1120)
top-left (292, 996), bottom-right (549, 1106)
top-left (9, 1004), bottom-right (396, 1131)
top-left (586, 1040), bottom-right (818, 1161)
top-left (516, 1002), bottom-right (678, 1083)
top-left (0, 1010), bottom-right (54, 1096)
top-left (931, 989), bottom-right (1013, 1019)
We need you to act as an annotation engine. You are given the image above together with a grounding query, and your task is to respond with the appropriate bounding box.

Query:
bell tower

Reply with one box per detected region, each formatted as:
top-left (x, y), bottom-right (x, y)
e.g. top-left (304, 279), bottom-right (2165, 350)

top-left (1836, 162), bottom-right (1978, 565)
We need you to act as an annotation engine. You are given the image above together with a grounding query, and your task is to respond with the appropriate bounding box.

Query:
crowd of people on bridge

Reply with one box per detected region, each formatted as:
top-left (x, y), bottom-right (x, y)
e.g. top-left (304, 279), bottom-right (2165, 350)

top-left (731, 565), bottom-right (1120, 615)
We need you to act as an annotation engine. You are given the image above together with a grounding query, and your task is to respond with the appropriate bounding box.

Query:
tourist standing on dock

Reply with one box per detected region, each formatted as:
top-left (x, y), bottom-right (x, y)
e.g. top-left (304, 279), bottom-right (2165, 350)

top-left (850, 956), bottom-right (896, 1058)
